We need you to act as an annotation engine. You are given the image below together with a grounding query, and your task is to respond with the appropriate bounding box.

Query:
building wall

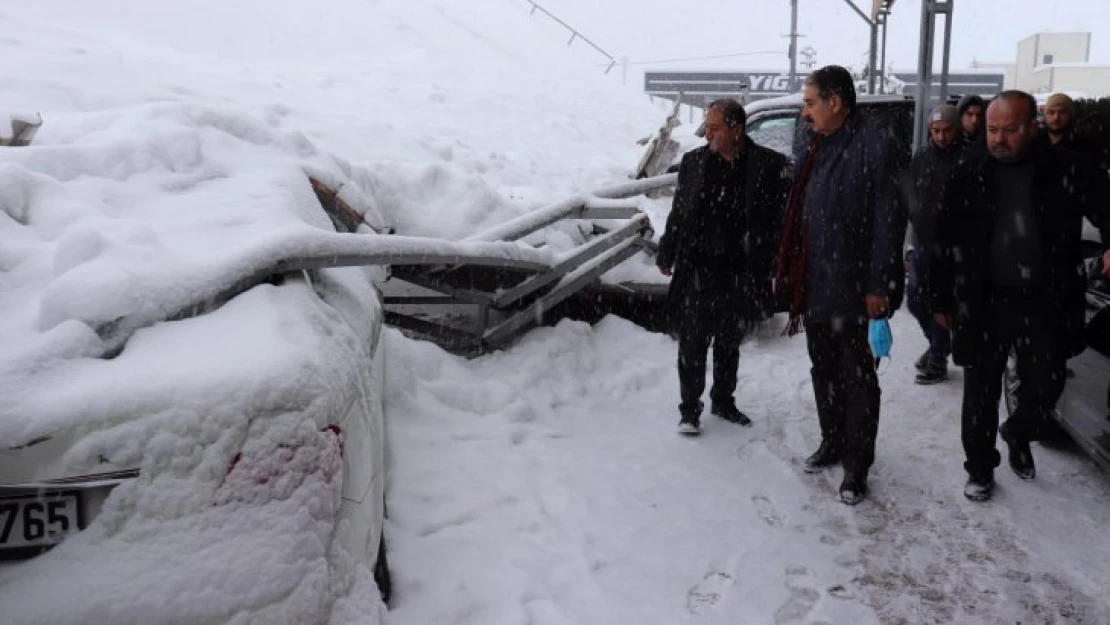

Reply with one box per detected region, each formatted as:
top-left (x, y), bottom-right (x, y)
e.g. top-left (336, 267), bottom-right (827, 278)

top-left (1015, 36), bottom-right (1038, 92)
top-left (1015, 32), bottom-right (1091, 92)
top-left (1033, 66), bottom-right (1110, 97)
top-left (1031, 32), bottom-right (1090, 66)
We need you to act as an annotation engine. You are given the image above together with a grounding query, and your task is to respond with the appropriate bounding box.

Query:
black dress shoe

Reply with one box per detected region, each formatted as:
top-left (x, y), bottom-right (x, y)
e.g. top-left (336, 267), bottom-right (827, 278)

top-left (839, 472), bottom-right (868, 505)
top-left (711, 402), bottom-right (752, 427)
top-left (804, 438), bottom-right (840, 473)
top-left (999, 421), bottom-right (1035, 480)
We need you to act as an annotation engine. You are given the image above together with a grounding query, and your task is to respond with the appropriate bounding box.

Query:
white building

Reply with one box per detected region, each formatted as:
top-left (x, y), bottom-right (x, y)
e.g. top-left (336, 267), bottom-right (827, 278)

top-left (1010, 32), bottom-right (1110, 97)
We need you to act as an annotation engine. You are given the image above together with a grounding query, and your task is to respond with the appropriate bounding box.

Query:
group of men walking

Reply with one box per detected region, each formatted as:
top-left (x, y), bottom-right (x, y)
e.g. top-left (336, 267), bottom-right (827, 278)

top-left (656, 64), bottom-right (1110, 505)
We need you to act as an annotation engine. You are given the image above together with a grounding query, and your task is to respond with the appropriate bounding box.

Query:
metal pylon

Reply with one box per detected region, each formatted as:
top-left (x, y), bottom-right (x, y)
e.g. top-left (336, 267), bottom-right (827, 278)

top-left (912, 0), bottom-right (955, 153)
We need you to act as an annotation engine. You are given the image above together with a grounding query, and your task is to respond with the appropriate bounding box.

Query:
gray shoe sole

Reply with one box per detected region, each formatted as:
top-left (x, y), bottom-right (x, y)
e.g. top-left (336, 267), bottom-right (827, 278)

top-left (677, 423), bottom-right (701, 436)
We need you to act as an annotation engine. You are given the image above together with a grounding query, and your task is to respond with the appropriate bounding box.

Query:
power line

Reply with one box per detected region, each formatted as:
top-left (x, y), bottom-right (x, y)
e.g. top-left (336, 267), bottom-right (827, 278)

top-left (614, 50), bottom-right (783, 67)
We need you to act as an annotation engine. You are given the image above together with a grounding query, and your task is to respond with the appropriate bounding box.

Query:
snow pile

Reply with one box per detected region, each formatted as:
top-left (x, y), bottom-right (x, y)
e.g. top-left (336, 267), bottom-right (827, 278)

top-left (0, 0), bottom-right (671, 623)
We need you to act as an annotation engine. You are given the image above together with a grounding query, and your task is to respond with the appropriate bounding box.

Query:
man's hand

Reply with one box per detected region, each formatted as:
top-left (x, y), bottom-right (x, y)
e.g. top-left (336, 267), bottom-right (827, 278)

top-left (658, 265), bottom-right (673, 277)
top-left (934, 312), bottom-right (950, 329)
top-left (1102, 249), bottom-right (1110, 277)
top-left (865, 294), bottom-right (890, 319)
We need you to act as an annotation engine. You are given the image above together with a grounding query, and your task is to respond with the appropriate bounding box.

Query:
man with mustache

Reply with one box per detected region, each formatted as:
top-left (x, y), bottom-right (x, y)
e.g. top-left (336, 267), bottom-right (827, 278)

top-left (657, 99), bottom-right (791, 436)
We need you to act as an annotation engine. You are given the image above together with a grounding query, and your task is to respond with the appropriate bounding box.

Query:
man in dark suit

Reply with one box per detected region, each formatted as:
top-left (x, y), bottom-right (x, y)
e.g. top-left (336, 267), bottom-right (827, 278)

top-left (657, 99), bottom-right (791, 436)
top-left (931, 90), bottom-right (1110, 502)
top-left (775, 65), bottom-right (910, 505)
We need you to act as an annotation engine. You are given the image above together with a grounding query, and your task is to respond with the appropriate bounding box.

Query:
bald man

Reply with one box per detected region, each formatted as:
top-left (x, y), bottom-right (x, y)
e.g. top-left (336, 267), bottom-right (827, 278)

top-left (930, 90), bottom-right (1110, 502)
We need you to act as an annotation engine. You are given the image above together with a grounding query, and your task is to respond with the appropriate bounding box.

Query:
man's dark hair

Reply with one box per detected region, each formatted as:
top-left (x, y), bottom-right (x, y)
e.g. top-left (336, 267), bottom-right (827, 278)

top-left (991, 90), bottom-right (1038, 124)
top-left (707, 98), bottom-right (747, 128)
top-left (804, 65), bottom-right (857, 112)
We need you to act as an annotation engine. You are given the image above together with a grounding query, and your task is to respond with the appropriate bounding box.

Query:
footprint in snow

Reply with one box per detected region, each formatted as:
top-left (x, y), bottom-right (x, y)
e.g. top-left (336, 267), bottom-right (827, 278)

top-left (686, 571), bottom-right (733, 615)
top-left (774, 567), bottom-right (821, 625)
top-left (752, 494), bottom-right (786, 527)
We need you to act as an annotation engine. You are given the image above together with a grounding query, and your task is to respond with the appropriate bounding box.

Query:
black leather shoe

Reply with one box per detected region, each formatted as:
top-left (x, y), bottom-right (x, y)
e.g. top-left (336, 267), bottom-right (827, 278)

top-left (1000, 421), bottom-right (1035, 480)
top-left (804, 439), bottom-right (840, 473)
top-left (964, 472), bottom-right (994, 502)
top-left (839, 472), bottom-right (868, 505)
top-left (711, 402), bottom-right (752, 427)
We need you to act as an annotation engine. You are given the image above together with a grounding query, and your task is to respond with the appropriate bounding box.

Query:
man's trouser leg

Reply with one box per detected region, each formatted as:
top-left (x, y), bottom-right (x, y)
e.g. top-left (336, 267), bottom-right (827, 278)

top-left (806, 323), bottom-right (843, 450)
top-left (709, 310), bottom-right (744, 406)
top-left (961, 320), bottom-right (1008, 476)
top-left (677, 292), bottom-right (711, 414)
top-left (836, 323), bottom-right (882, 476)
top-left (908, 268), bottom-right (951, 362)
top-left (806, 322), bottom-right (881, 474)
top-left (906, 267), bottom-right (935, 345)
top-left (1004, 297), bottom-right (1065, 443)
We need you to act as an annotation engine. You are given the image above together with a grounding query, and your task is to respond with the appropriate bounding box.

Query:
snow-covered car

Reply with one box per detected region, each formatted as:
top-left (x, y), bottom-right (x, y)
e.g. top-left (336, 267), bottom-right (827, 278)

top-left (0, 273), bottom-right (392, 593)
top-left (0, 104), bottom-right (394, 622)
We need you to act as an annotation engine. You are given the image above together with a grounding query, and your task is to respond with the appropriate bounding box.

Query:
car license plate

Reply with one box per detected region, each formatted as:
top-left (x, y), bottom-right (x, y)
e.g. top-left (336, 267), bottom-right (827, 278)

top-left (0, 491), bottom-right (81, 550)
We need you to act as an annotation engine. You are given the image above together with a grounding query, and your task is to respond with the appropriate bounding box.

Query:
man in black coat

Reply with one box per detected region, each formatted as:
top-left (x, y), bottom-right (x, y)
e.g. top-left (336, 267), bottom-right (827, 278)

top-left (906, 104), bottom-right (964, 385)
top-left (775, 66), bottom-right (910, 505)
top-left (957, 94), bottom-right (987, 158)
top-left (930, 91), bottom-right (1110, 502)
top-left (656, 98), bottom-right (791, 436)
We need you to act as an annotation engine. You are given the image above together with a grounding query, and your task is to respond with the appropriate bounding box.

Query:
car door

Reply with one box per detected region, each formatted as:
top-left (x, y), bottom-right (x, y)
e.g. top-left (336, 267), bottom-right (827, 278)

top-left (1058, 259), bottom-right (1110, 471)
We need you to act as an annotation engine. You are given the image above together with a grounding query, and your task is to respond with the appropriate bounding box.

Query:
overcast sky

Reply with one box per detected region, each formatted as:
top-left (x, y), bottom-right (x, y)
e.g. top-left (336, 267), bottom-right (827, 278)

top-left (538, 0), bottom-right (1110, 83)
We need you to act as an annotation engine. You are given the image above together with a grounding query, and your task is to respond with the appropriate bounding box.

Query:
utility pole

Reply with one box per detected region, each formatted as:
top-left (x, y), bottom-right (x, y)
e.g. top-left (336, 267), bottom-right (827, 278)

top-left (879, 11), bottom-right (889, 93)
top-left (913, 0), bottom-right (955, 152)
top-left (789, 0), bottom-right (799, 90)
top-left (867, 16), bottom-right (879, 93)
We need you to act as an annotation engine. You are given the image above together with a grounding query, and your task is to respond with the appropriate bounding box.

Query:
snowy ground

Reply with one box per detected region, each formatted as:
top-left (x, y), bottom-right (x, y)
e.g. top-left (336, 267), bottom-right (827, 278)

top-left (383, 313), bottom-right (1110, 625)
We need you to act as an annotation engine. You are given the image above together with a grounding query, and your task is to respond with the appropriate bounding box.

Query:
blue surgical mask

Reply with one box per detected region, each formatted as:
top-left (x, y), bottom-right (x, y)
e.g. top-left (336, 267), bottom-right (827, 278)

top-left (869, 318), bottom-right (893, 360)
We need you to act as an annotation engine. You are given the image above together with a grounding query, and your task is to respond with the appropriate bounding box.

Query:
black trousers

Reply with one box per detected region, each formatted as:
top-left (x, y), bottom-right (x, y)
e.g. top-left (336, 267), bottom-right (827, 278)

top-left (677, 288), bottom-right (745, 414)
top-left (961, 289), bottom-right (1066, 476)
top-left (805, 321), bottom-right (881, 475)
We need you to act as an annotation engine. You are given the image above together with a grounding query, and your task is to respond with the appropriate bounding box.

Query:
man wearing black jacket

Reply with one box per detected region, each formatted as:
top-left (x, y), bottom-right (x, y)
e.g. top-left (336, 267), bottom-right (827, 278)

top-left (957, 94), bottom-right (987, 158)
top-left (931, 91), bottom-right (1110, 502)
top-left (906, 104), bottom-right (964, 385)
top-left (657, 99), bottom-right (791, 436)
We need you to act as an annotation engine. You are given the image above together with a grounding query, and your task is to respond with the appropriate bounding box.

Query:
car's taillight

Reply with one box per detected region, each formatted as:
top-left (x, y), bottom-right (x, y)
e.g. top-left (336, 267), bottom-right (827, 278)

top-left (216, 425), bottom-right (344, 505)
top-left (324, 424), bottom-right (344, 459)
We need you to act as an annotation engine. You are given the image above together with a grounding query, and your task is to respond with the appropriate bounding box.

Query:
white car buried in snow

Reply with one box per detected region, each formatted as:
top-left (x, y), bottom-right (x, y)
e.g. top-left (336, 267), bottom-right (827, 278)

top-left (0, 106), bottom-right (395, 624)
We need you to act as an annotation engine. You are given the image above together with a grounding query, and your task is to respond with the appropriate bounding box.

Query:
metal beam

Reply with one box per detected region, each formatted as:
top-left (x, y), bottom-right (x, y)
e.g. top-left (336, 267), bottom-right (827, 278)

top-left (912, 2), bottom-right (935, 153)
top-left (789, 0), bottom-right (799, 90)
top-left (879, 12), bottom-right (889, 94)
top-left (387, 267), bottom-right (495, 306)
top-left (483, 237), bottom-right (642, 346)
top-left (464, 173), bottom-right (676, 243)
top-left (868, 18), bottom-right (879, 93)
top-left (842, 0), bottom-right (880, 94)
top-left (939, 2), bottom-right (954, 102)
top-left (842, 0), bottom-right (872, 24)
top-left (491, 215), bottom-right (649, 308)
top-left (912, 0), bottom-right (955, 152)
